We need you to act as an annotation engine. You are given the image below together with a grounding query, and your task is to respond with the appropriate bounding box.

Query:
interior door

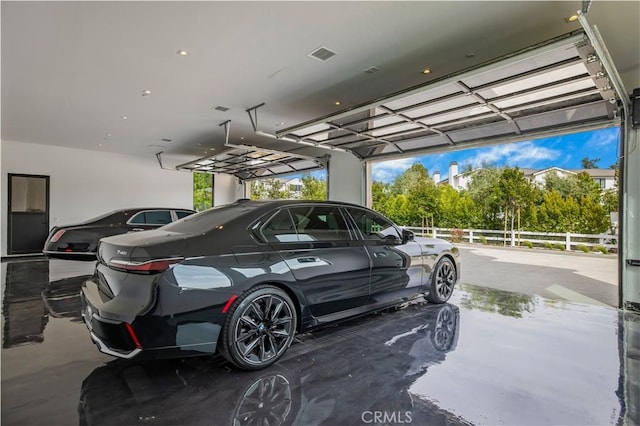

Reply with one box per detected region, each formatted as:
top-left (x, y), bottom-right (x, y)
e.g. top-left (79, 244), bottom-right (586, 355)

top-left (8, 174), bottom-right (50, 255)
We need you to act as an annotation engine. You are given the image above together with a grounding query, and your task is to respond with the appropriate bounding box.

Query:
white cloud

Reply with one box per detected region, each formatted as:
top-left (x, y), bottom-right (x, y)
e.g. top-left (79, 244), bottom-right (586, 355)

top-left (584, 128), bottom-right (619, 148)
top-left (463, 142), bottom-right (560, 169)
top-left (371, 157), bottom-right (416, 182)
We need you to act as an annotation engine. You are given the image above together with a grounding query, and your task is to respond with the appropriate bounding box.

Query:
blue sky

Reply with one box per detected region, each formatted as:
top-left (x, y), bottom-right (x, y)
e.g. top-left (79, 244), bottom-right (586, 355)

top-left (371, 127), bottom-right (620, 183)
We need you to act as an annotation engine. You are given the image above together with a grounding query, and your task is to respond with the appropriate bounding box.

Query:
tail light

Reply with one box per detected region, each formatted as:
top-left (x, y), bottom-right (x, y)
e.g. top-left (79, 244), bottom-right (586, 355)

top-left (50, 229), bottom-right (66, 242)
top-left (108, 257), bottom-right (184, 274)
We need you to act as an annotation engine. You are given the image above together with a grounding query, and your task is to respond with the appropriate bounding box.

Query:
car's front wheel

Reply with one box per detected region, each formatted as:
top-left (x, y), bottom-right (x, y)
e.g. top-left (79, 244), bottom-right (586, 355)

top-left (220, 285), bottom-right (297, 370)
top-left (426, 257), bottom-right (456, 304)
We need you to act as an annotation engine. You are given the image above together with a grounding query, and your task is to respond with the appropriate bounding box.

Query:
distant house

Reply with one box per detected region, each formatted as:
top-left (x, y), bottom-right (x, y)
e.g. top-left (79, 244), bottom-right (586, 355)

top-left (433, 162), bottom-right (479, 191)
top-left (257, 177), bottom-right (304, 198)
top-left (434, 162), bottom-right (616, 191)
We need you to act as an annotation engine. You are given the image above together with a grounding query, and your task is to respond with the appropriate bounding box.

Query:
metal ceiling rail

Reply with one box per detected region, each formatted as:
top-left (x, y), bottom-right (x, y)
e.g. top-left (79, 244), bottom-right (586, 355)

top-left (176, 120), bottom-right (325, 180)
top-left (277, 30), bottom-right (618, 161)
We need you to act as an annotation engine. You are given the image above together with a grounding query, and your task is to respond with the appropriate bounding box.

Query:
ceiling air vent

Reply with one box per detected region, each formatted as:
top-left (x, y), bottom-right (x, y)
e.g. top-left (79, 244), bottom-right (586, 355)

top-left (364, 66), bottom-right (379, 74)
top-left (213, 105), bottom-right (230, 112)
top-left (308, 47), bottom-right (337, 62)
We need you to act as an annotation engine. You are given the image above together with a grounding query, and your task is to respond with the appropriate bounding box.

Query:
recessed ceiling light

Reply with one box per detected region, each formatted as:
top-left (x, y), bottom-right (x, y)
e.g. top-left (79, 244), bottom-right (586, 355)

top-left (335, 101), bottom-right (341, 106)
top-left (98, 143), bottom-right (103, 147)
top-left (198, 143), bottom-right (203, 146)
top-left (106, 132), bottom-right (112, 137)
top-left (177, 49), bottom-right (189, 56)
top-left (422, 68), bottom-right (431, 75)
top-left (212, 105), bottom-right (230, 112)
top-left (240, 137), bottom-right (245, 140)
top-left (142, 90), bottom-right (152, 96)
top-left (209, 148), bottom-right (215, 151)
top-left (565, 14), bottom-right (579, 23)
top-left (276, 122), bottom-right (285, 126)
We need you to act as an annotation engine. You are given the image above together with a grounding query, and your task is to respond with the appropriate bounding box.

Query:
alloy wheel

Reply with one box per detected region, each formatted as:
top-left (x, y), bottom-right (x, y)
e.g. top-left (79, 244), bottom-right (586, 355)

top-left (233, 294), bottom-right (294, 366)
top-left (435, 261), bottom-right (456, 299)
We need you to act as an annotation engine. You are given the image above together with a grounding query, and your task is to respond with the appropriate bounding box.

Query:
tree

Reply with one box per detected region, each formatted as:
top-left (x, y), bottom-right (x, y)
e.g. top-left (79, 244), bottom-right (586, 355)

top-left (250, 179), bottom-right (291, 200)
top-left (301, 174), bottom-right (327, 200)
top-left (372, 181), bottom-right (392, 215)
top-left (383, 194), bottom-right (413, 225)
top-left (537, 190), bottom-right (580, 232)
top-left (580, 157), bottom-right (600, 169)
top-left (497, 167), bottom-right (535, 242)
top-left (466, 167), bottom-right (503, 229)
top-left (438, 185), bottom-right (478, 228)
top-left (577, 194), bottom-right (609, 234)
top-left (193, 172), bottom-right (213, 211)
top-left (406, 179), bottom-right (439, 226)
top-left (392, 163), bottom-right (430, 195)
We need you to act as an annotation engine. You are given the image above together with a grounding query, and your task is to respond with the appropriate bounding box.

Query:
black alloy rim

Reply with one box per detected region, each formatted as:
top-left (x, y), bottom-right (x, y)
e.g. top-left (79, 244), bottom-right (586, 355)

top-left (233, 294), bottom-right (294, 365)
top-left (435, 261), bottom-right (456, 299)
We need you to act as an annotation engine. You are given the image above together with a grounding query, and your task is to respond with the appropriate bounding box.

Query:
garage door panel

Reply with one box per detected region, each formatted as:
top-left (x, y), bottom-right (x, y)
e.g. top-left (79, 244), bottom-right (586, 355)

top-left (280, 31), bottom-right (619, 162)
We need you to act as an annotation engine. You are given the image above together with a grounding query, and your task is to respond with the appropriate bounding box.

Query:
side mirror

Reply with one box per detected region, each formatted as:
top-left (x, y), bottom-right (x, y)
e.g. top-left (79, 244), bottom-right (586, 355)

top-left (402, 229), bottom-right (414, 244)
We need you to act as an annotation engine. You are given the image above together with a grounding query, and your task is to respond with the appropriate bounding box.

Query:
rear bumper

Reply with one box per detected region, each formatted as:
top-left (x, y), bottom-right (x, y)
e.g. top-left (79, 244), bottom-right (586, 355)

top-left (44, 249), bottom-right (97, 260)
top-left (80, 289), bottom-right (142, 359)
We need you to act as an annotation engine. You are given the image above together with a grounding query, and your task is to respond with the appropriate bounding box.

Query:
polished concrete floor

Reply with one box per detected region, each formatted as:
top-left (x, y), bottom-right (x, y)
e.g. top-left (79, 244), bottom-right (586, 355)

top-left (1, 257), bottom-right (638, 425)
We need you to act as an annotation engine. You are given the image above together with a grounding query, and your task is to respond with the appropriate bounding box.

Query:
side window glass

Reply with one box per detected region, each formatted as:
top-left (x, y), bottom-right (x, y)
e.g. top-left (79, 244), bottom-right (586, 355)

top-left (346, 208), bottom-right (401, 243)
top-left (288, 206), bottom-right (351, 242)
top-left (260, 209), bottom-right (298, 243)
top-left (129, 212), bottom-right (145, 224)
top-left (176, 210), bottom-right (194, 219)
top-left (144, 210), bottom-right (172, 225)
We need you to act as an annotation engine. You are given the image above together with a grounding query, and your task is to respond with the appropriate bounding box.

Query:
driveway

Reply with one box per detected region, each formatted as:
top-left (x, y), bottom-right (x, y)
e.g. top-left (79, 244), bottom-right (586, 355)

top-left (457, 244), bottom-right (618, 307)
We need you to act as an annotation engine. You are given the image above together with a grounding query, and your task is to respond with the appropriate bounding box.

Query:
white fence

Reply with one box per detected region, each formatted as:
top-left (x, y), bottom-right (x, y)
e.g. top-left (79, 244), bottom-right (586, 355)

top-left (404, 226), bottom-right (618, 252)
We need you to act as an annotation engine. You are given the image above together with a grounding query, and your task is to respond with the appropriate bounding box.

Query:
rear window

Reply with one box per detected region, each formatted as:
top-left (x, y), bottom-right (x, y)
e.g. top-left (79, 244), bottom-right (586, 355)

top-left (162, 202), bottom-right (262, 233)
top-left (176, 210), bottom-right (194, 219)
top-left (129, 210), bottom-right (172, 225)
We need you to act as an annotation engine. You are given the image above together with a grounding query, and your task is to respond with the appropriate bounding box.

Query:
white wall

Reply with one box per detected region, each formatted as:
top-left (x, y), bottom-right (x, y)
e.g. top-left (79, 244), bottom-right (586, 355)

top-left (213, 173), bottom-right (245, 206)
top-left (1, 140), bottom-right (193, 256)
top-left (327, 152), bottom-right (365, 205)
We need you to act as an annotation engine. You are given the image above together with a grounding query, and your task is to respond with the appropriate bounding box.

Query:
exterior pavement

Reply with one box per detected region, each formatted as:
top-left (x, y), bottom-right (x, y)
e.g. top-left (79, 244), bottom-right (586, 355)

top-left (457, 243), bottom-right (619, 307)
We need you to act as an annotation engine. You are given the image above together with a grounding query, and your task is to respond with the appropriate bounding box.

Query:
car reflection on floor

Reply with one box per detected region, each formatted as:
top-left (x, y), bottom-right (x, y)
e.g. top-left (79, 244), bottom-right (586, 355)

top-left (78, 302), bottom-right (460, 426)
top-left (2, 260), bottom-right (50, 348)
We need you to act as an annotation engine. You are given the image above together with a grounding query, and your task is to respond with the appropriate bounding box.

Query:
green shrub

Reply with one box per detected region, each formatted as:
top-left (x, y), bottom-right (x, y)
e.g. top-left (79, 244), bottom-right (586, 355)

top-left (593, 245), bottom-right (609, 254)
top-left (479, 236), bottom-right (487, 245)
top-left (552, 243), bottom-right (565, 251)
top-left (523, 241), bottom-right (534, 249)
top-left (543, 242), bottom-right (553, 249)
top-left (576, 245), bottom-right (590, 253)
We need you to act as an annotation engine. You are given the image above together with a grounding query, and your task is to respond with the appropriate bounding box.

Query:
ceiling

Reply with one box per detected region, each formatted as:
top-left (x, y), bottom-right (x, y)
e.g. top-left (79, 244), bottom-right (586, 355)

top-left (2, 1), bottom-right (639, 172)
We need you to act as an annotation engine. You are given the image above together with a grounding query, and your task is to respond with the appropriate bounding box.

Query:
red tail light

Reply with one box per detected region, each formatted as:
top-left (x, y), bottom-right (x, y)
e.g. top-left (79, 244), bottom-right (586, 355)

top-left (50, 229), bottom-right (66, 242)
top-left (108, 257), bottom-right (184, 274)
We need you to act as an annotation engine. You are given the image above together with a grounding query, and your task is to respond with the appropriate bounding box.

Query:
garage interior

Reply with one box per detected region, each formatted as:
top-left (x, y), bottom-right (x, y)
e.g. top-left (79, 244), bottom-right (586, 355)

top-left (1, 1), bottom-right (639, 425)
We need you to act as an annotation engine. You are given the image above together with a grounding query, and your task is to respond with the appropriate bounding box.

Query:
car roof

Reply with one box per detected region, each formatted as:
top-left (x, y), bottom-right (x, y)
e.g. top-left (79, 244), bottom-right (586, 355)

top-left (234, 199), bottom-right (368, 209)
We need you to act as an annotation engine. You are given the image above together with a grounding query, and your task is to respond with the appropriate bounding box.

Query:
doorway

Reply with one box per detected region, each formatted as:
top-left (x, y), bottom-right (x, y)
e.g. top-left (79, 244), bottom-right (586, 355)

top-left (7, 174), bottom-right (50, 255)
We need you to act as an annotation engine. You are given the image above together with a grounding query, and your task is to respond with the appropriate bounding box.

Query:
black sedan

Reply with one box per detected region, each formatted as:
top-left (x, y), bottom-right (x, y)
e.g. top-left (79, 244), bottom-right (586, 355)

top-left (80, 200), bottom-right (460, 370)
top-left (43, 208), bottom-right (195, 260)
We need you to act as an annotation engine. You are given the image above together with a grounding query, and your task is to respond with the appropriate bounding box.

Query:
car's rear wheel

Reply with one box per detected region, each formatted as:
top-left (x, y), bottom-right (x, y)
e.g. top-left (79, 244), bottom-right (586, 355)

top-left (220, 285), bottom-right (297, 370)
top-left (426, 257), bottom-right (456, 304)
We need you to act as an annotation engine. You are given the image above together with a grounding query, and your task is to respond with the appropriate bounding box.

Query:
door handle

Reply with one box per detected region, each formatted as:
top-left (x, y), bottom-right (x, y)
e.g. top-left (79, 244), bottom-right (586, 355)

top-left (373, 251), bottom-right (388, 257)
top-left (132, 228), bottom-right (144, 232)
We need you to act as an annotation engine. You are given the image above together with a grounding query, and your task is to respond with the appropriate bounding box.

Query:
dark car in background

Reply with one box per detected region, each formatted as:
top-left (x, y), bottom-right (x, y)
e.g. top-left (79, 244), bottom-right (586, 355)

top-left (43, 208), bottom-right (195, 260)
top-left (80, 200), bottom-right (460, 370)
